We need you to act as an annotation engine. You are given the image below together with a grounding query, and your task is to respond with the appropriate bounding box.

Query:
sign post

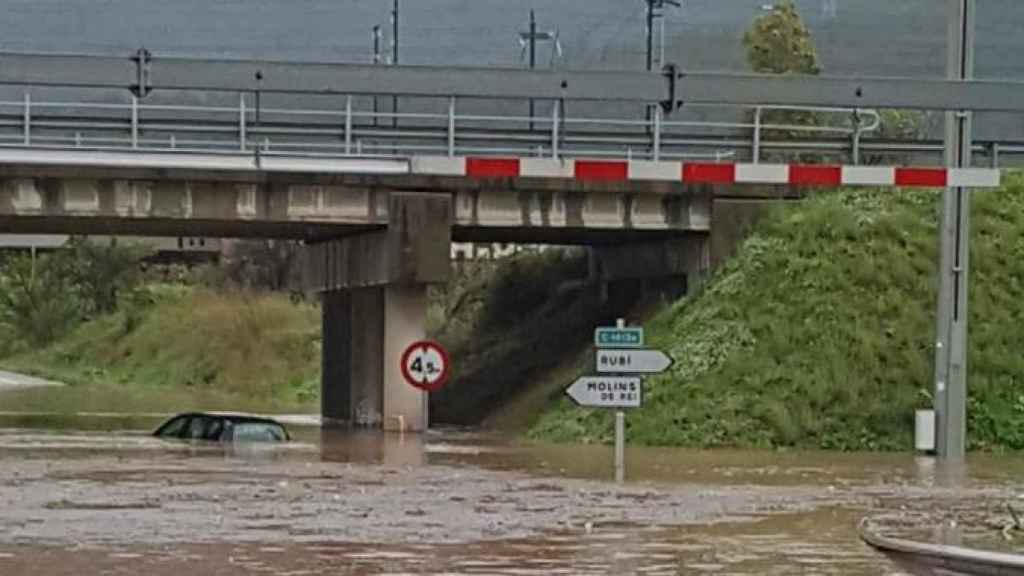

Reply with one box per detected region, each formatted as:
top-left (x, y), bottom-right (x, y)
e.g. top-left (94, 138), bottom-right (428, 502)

top-left (614, 411), bottom-right (625, 483)
top-left (612, 319), bottom-right (628, 484)
top-left (566, 318), bottom-right (672, 483)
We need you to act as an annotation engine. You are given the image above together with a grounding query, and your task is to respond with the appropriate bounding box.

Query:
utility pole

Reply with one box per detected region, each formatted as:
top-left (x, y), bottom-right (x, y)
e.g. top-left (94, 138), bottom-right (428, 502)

top-left (518, 10), bottom-right (560, 130)
top-left (391, 0), bottom-right (399, 129)
top-left (372, 25), bottom-right (382, 127)
top-left (643, 0), bottom-right (678, 132)
top-left (529, 10), bottom-right (536, 128)
top-left (934, 0), bottom-right (974, 461)
top-left (644, 0), bottom-right (679, 71)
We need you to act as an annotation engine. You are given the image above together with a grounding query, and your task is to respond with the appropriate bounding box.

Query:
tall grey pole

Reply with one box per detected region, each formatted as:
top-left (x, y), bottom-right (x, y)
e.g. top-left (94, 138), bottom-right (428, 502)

top-left (645, 0), bottom-right (655, 72)
top-left (529, 10), bottom-right (536, 130)
top-left (372, 25), bottom-right (382, 127)
top-left (934, 0), bottom-right (974, 460)
top-left (391, 0), bottom-right (399, 129)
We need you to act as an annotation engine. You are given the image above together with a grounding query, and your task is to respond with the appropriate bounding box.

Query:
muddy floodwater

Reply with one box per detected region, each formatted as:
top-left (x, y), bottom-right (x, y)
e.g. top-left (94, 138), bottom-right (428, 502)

top-left (1, 414), bottom-right (1024, 575)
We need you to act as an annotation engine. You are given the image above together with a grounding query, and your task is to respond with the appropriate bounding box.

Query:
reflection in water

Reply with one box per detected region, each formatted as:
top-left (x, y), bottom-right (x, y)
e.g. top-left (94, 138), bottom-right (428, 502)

top-left (319, 427), bottom-right (426, 468)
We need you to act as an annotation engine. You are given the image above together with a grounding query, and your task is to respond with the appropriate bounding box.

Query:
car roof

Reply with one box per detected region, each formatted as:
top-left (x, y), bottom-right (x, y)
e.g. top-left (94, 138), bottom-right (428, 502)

top-left (168, 412), bottom-right (287, 426)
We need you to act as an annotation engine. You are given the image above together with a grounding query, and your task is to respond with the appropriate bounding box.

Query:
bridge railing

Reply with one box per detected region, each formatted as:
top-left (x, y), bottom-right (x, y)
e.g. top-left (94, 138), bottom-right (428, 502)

top-left (0, 88), bottom-right (1018, 167)
top-left (0, 89), bottom-right (899, 165)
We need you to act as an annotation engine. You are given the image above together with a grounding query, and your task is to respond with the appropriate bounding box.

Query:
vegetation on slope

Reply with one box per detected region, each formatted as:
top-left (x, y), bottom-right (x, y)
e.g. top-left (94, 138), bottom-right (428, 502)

top-left (1, 287), bottom-right (320, 413)
top-left (531, 177), bottom-right (1024, 451)
top-left (430, 249), bottom-right (609, 426)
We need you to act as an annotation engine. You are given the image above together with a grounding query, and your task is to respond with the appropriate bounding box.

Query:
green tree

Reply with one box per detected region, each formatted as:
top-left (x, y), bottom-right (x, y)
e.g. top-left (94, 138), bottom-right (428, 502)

top-left (67, 237), bottom-right (151, 315)
top-left (0, 252), bottom-right (82, 346)
top-left (743, 1), bottom-right (820, 75)
top-left (742, 1), bottom-right (822, 161)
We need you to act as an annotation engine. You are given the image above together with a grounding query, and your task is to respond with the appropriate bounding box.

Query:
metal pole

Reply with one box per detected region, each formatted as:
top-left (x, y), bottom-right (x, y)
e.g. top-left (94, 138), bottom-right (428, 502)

top-left (652, 105), bottom-right (662, 161)
top-left (22, 92), bottom-right (30, 146)
top-left (391, 0), bottom-right (399, 130)
top-left (239, 93), bottom-right (247, 151)
top-left (753, 106), bottom-right (762, 163)
top-left (447, 96), bottom-right (456, 157)
top-left (644, 1), bottom-right (655, 133)
top-left (934, 0), bottom-right (974, 461)
top-left (551, 101), bottom-right (560, 158)
top-left (615, 411), bottom-right (625, 483)
top-left (645, 0), bottom-right (654, 72)
top-left (130, 95), bottom-right (139, 149)
top-left (659, 12), bottom-right (666, 68)
top-left (344, 95), bottom-right (353, 155)
top-left (372, 25), bottom-right (381, 128)
top-left (614, 317), bottom-right (627, 484)
top-left (529, 9), bottom-right (536, 131)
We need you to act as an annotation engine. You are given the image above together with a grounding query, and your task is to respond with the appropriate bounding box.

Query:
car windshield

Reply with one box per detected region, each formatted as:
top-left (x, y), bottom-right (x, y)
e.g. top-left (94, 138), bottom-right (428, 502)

top-left (154, 416), bottom-right (188, 438)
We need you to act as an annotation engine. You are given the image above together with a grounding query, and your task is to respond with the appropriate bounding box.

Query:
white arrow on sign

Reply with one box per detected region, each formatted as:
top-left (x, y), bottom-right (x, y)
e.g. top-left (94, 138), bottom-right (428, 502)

top-left (566, 376), bottom-right (642, 409)
top-left (596, 348), bottom-right (673, 374)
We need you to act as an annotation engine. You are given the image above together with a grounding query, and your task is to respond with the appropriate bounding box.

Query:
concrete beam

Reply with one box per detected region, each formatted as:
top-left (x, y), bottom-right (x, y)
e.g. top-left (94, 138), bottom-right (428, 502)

top-left (0, 169), bottom-right (710, 242)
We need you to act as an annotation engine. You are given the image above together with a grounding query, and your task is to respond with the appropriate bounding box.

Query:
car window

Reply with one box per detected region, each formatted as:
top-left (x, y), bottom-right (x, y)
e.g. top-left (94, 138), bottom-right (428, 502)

top-left (205, 419), bottom-right (225, 441)
top-left (155, 416), bottom-right (189, 438)
top-left (185, 416), bottom-right (223, 441)
top-left (231, 423), bottom-right (286, 443)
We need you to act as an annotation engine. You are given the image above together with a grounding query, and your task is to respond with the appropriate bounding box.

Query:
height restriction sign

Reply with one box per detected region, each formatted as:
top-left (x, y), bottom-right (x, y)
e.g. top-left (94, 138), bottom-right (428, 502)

top-left (400, 340), bottom-right (451, 392)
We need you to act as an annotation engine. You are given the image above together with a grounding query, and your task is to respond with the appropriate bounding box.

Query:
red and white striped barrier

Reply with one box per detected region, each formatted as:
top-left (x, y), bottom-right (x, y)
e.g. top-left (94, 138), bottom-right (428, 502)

top-left (412, 157), bottom-right (1002, 188)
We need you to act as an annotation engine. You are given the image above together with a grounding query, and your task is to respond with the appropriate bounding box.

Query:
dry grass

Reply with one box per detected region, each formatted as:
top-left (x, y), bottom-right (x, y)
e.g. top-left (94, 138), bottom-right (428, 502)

top-left (2, 287), bottom-right (320, 411)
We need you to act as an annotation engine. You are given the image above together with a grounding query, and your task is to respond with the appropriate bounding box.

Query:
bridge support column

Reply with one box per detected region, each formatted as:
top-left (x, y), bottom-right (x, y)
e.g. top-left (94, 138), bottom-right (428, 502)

top-left (306, 192), bottom-right (451, 432)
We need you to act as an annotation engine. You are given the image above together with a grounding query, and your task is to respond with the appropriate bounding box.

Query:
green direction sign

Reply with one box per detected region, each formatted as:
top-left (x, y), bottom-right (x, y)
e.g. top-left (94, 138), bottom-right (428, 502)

top-left (594, 326), bottom-right (644, 348)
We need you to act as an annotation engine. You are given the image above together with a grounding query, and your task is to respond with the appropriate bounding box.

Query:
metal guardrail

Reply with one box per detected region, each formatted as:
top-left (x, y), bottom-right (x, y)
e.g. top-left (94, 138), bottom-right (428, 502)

top-left (0, 89), bottom-right (1017, 167)
top-left (0, 91), bottom-right (895, 164)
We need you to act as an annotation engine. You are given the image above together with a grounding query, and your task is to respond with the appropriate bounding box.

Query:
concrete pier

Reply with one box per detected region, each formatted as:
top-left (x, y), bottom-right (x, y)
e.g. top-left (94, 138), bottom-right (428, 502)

top-left (312, 192), bottom-right (450, 432)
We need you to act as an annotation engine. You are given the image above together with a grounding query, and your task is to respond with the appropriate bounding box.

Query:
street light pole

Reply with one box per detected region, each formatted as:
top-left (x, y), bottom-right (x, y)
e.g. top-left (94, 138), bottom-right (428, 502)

top-left (934, 0), bottom-right (974, 461)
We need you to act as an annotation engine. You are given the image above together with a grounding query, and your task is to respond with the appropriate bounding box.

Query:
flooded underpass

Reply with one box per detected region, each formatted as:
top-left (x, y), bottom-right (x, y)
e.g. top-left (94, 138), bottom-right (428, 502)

top-left (1, 414), bottom-right (1023, 575)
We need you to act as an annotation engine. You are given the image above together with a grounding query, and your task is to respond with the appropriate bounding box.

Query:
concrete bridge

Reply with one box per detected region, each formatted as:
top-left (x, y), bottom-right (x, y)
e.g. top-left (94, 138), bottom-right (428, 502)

top-left (0, 151), bottom-right (721, 431)
top-left (0, 50), bottom-right (1004, 432)
top-left (1, 149), bottom-right (998, 431)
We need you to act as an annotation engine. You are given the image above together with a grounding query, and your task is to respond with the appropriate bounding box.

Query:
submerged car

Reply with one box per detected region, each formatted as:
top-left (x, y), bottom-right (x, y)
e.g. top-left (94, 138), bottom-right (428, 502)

top-left (153, 412), bottom-right (290, 443)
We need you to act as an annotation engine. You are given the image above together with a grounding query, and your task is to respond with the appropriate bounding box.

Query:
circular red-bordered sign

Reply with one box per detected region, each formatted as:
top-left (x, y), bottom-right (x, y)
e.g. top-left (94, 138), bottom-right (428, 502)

top-left (400, 340), bottom-right (451, 392)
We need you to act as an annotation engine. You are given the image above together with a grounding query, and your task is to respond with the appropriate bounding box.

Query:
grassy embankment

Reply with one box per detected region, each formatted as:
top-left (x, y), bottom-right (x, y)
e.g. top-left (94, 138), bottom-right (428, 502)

top-left (531, 176), bottom-right (1024, 451)
top-left (0, 286), bottom-right (321, 414)
top-left (0, 249), bottom-right (602, 419)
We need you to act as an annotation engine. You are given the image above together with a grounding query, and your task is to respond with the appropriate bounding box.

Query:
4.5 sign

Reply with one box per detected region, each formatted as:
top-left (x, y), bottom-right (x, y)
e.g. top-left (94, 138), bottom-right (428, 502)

top-left (400, 340), bottom-right (451, 392)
